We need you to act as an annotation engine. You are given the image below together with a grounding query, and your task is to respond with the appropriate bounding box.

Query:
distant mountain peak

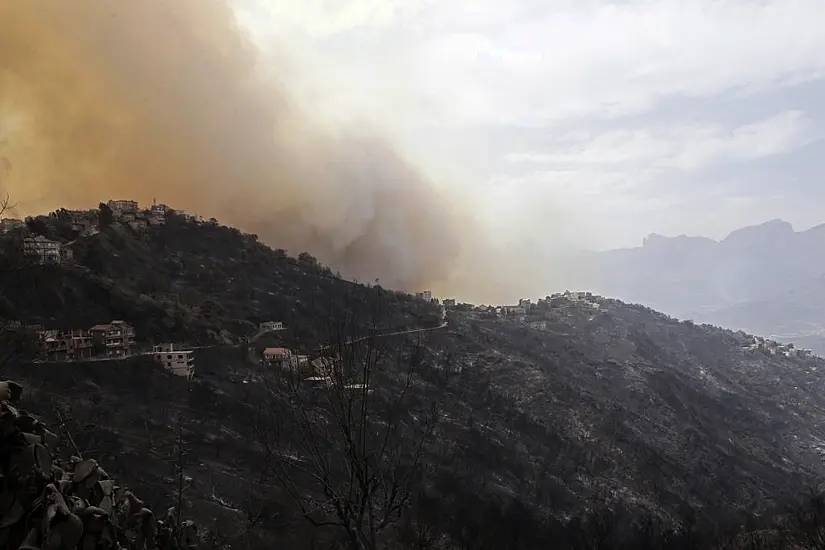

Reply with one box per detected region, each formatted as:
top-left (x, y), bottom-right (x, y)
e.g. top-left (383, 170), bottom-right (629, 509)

top-left (642, 232), bottom-right (714, 249)
top-left (722, 219), bottom-right (794, 245)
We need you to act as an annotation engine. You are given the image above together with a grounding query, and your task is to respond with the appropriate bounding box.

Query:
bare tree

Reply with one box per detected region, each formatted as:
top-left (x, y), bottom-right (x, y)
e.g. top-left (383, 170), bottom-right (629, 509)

top-left (0, 191), bottom-right (11, 216)
top-left (254, 293), bottom-right (439, 549)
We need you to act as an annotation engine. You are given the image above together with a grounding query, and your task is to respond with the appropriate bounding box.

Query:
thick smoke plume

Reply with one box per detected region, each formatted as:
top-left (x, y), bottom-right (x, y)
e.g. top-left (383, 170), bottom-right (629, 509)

top-left (0, 0), bottom-right (487, 295)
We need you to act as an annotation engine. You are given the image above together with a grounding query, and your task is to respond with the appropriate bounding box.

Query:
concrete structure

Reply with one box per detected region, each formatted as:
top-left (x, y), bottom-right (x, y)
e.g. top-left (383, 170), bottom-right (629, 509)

top-left (107, 200), bottom-right (139, 214)
top-left (37, 329), bottom-right (94, 362)
top-left (90, 321), bottom-right (136, 358)
top-left (262, 347), bottom-right (296, 368)
top-left (23, 236), bottom-right (62, 264)
top-left (150, 200), bottom-right (169, 216)
top-left (153, 343), bottom-right (195, 379)
top-left (442, 299), bottom-right (456, 307)
top-left (259, 321), bottom-right (285, 332)
top-left (528, 320), bottom-right (547, 331)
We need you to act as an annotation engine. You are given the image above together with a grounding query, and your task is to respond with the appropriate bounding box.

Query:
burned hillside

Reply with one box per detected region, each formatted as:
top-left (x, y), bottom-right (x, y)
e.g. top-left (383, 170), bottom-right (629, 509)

top-left (4, 209), bottom-right (825, 547)
top-left (0, 211), bottom-right (440, 346)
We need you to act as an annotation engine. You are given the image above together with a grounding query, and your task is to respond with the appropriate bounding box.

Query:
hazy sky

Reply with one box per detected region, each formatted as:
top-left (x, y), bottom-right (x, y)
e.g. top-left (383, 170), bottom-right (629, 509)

top-left (237, 0), bottom-right (825, 251)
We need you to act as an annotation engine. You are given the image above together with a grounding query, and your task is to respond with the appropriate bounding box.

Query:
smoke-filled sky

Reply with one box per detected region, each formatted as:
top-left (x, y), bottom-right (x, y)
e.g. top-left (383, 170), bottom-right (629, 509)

top-left (3, 1), bottom-right (825, 303)
top-left (238, 0), bottom-right (825, 244)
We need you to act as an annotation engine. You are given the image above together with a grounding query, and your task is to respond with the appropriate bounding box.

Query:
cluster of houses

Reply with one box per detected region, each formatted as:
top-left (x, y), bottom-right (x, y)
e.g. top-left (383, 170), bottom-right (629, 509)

top-left (0, 198), bottom-right (211, 265)
top-left (105, 198), bottom-right (207, 228)
top-left (437, 290), bottom-right (604, 330)
top-left (253, 321), bottom-right (369, 392)
top-left (30, 320), bottom-right (137, 361)
top-left (8, 319), bottom-right (197, 378)
top-left (742, 335), bottom-right (813, 359)
top-left (260, 349), bottom-right (370, 392)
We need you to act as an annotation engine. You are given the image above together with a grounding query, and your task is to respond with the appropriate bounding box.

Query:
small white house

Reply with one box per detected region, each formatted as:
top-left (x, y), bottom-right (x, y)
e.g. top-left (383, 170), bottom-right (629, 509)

top-left (153, 343), bottom-right (194, 379)
top-left (259, 321), bottom-right (285, 332)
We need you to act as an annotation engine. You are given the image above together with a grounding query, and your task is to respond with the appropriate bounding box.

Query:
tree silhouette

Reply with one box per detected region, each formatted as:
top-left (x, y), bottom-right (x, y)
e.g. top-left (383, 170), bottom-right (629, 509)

top-left (98, 202), bottom-right (114, 229)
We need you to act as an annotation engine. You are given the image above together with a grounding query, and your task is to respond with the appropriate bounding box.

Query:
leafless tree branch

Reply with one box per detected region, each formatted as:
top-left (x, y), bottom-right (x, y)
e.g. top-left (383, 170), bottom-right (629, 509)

top-left (252, 290), bottom-right (440, 550)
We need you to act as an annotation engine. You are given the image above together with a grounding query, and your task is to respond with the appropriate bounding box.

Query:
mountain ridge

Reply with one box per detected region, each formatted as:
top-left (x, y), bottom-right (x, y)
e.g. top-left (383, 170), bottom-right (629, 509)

top-left (574, 218), bottom-right (825, 354)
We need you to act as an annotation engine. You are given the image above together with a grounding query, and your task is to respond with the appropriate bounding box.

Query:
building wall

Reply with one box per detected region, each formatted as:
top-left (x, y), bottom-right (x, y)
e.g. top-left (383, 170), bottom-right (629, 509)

top-left (154, 350), bottom-right (194, 378)
top-left (37, 329), bottom-right (95, 362)
top-left (108, 200), bottom-right (139, 213)
top-left (90, 322), bottom-right (136, 357)
top-left (23, 237), bottom-right (62, 264)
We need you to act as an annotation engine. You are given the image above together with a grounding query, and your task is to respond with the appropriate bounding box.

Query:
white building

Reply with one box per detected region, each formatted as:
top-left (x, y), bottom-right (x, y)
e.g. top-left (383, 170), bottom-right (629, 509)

top-left (259, 321), bottom-right (285, 332)
top-left (153, 343), bottom-right (194, 379)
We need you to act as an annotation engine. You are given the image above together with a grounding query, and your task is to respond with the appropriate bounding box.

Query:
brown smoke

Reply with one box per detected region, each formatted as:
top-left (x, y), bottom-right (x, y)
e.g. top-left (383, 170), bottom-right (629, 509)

top-left (0, 0), bottom-right (476, 294)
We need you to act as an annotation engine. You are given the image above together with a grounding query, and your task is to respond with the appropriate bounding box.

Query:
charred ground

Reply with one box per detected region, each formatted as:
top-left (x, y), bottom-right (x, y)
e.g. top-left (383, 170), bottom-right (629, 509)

top-left (3, 214), bottom-right (825, 548)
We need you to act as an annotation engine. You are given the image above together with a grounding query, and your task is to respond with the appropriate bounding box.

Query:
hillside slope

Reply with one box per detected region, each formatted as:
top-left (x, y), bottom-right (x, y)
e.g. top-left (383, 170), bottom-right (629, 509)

top-left (697, 274), bottom-right (825, 355)
top-left (4, 214), bottom-right (825, 548)
top-left (426, 300), bottom-right (825, 523)
top-left (0, 215), bottom-right (438, 345)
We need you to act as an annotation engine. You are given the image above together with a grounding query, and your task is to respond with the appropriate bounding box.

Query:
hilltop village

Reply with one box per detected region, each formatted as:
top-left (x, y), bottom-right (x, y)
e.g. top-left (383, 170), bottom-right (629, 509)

top-left (1, 200), bottom-right (276, 378)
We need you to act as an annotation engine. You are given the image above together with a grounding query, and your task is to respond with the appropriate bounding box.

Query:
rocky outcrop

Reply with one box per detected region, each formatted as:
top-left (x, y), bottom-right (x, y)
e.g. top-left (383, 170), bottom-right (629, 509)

top-left (0, 379), bottom-right (197, 549)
